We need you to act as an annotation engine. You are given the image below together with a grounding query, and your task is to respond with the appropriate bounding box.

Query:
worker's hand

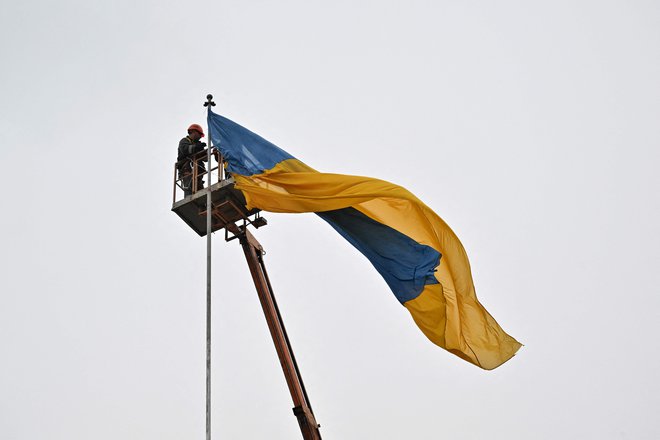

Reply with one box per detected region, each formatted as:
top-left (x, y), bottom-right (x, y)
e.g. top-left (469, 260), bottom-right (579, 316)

top-left (199, 142), bottom-right (207, 147)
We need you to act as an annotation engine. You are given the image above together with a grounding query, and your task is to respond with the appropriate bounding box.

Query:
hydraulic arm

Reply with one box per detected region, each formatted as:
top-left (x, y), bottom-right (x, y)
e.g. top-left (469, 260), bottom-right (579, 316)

top-left (233, 225), bottom-right (322, 440)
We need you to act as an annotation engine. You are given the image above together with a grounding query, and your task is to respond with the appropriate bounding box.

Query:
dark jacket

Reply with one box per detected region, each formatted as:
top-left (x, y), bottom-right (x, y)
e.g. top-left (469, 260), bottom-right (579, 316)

top-left (177, 136), bottom-right (206, 171)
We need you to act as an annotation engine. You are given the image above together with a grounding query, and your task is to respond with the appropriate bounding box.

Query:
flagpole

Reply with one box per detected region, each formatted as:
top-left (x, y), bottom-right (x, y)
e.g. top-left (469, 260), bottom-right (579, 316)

top-left (204, 94), bottom-right (216, 440)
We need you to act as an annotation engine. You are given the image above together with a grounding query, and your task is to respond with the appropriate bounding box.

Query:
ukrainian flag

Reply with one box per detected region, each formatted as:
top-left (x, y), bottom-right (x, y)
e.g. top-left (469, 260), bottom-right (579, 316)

top-left (208, 110), bottom-right (521, 370)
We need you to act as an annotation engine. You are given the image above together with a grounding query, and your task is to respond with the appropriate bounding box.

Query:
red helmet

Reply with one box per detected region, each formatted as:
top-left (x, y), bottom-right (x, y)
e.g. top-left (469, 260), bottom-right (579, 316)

top-left (188, 123), bottom-right (205, 137)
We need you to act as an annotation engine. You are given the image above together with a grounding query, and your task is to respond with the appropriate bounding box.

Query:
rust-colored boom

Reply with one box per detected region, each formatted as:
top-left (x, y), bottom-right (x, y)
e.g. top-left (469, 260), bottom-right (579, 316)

top-left (233, 225), bottom-right (322, 440)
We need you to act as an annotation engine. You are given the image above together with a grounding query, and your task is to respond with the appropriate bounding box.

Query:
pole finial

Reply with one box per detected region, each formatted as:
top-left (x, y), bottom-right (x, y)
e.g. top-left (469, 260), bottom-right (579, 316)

top-left (204, 94), bottom-right (216, 107)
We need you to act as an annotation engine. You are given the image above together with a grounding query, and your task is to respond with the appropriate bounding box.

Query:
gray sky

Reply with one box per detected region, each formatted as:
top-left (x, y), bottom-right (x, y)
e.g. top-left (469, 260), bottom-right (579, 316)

top-left (1, 1), bottom-right (659, 439)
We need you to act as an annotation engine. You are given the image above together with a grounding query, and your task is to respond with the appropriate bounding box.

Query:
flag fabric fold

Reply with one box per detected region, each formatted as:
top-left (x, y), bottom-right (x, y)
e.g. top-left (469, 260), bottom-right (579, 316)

top-left (208, 110), bottom-right (521, 369)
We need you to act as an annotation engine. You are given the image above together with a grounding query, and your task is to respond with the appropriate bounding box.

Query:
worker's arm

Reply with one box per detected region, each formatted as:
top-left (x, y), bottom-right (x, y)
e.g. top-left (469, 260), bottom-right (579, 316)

top-left (178, 137), bottom-right (206, 159)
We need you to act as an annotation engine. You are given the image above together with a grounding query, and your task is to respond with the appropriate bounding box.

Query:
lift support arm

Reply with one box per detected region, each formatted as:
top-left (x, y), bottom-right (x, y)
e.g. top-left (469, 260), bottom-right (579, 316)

top-left (233, 225), bottom-right (323, 440)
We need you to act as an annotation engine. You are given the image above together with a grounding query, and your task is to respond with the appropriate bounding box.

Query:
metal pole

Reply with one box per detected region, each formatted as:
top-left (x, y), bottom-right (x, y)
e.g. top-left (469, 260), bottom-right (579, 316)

top-left (204, 94), bottom-right (216, 440)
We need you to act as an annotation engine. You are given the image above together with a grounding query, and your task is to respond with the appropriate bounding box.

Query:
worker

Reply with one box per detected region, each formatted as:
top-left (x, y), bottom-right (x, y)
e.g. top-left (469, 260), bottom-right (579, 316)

top-left (177, 123), bottom-right (207, 196)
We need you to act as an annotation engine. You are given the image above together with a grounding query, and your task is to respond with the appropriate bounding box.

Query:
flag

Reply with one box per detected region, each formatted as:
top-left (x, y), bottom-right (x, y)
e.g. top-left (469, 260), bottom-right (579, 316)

top-left (208, 109), bottom-right (521, 369)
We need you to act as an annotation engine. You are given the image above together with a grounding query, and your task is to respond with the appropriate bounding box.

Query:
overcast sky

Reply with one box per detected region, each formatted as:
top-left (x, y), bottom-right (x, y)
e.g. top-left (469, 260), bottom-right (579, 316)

top-left (1, 1), bottom-right (659, 439)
